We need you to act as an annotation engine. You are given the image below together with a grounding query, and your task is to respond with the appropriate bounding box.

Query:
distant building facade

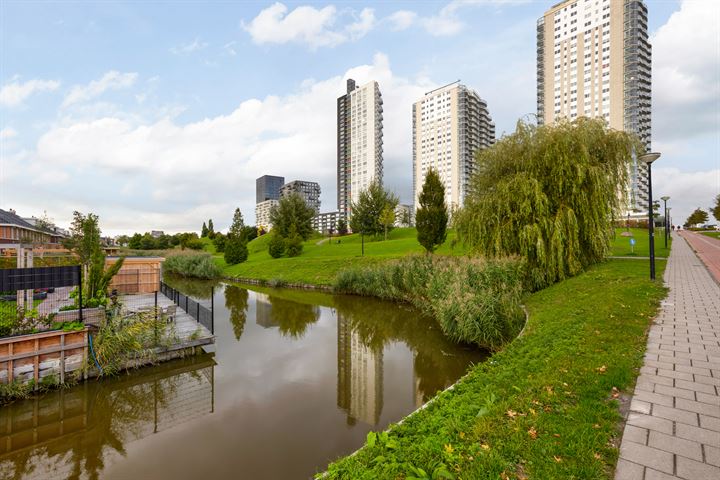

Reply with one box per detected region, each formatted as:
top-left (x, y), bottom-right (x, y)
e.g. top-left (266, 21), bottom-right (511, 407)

top-left (394, 204), bottom-right (413, 227)
top-left (412, 82), bottom-right (495, 212)
top-left (536, 0), bottom-right (652, 214)
top-left (313, 211), bottom-right (341, 234)
top-left (256, 175), bottom-right (285, 204)
top-left (255, 200), bottom-right (278, 232)
top-left (280, 180), bottom-right (321, 214)
top-left (1, 209), bottom-right (64, 247)
top-left (337, 79), bottom-right (383, 219)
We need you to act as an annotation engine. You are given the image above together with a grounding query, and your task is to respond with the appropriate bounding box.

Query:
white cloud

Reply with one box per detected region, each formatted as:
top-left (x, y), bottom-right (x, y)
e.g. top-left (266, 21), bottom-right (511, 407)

top-left (242, 3), bottom-right (376, 49)
top-left (653, 167), bottom-right (720, 225)
top-left (0, 127), bottom-right (18, 139)
top-left (62, 71), bottom-right (138, 108)
top-left (420, 0), bottom-right (531, 36)
top-left (224, 41), bottom-right (238, 56)
top-left (3, 54), bottom-right (433, 233)
top-left (387, 11), bottom-right (417, 31)
top-left (170, 37), bottom-right (209, 55)
top-left (0, 78), bottom-right (60, 107)
top-left (652, 0), bottom-right (720, 141)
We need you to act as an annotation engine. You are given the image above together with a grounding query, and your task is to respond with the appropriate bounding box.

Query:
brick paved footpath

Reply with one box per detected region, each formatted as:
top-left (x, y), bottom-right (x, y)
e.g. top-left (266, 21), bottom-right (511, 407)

top-left (615, 232), bottom-right (720, 480)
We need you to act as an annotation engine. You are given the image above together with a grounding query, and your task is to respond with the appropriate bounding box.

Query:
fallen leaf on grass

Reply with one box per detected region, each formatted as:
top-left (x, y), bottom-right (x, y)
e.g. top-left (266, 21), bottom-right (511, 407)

top-left (553, 433), bottom-right (560, 438)
top-left (444, 444), bottom-right (454, 454)
top-left (611, 387), bottom-right (620, 399)
top-left (506, 409), bottom-right (518, 418)
top-left (529, 408), bottom-right (536, 415)
top-left (528, 427), bottom-right (538, 439)
top-left (597, 365), bottom-right (607, 373)
top-left (480, 443), bottom-right (490, 450)
top-left (553, 456), bottom-right (563, 463)
top-left (594, 453), bottom-right (602, 460)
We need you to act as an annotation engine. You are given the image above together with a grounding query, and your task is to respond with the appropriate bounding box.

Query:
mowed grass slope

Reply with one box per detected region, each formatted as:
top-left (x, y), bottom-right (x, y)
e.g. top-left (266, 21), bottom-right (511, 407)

top-left (322, 259), bottom-right (668, 479)
top-left (216, 228), bottom-right (468, 285)
top-left (609, 228), bottom-right (671, 258)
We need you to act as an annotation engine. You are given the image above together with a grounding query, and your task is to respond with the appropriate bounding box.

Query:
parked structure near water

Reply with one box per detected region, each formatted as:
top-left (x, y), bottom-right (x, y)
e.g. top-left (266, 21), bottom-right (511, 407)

top-left (412, 82), bottom-right (495, 211)
top-left (536, 0), bottom-right (652, 215)
top-left (337, 78), bottom-right (384, 220)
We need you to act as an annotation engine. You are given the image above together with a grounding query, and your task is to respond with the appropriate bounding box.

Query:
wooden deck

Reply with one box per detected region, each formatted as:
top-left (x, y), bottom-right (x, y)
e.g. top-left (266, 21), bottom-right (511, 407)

top-left (119, 292), bottom-right (214, 348)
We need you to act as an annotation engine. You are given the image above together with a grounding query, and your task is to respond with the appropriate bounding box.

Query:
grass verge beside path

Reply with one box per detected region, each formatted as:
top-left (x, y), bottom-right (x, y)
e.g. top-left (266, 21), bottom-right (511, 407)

top-left (321, 259), bottom-right (667, 480)
top-left (610, 227), bottom-right (671, 257)
top-left (699, 230), bottom-right (720, 240)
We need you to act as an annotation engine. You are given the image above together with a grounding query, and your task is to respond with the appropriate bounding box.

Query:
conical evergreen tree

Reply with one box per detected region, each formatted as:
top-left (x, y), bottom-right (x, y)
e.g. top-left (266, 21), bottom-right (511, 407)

top-left (416, 168), bottom-right (448, 253)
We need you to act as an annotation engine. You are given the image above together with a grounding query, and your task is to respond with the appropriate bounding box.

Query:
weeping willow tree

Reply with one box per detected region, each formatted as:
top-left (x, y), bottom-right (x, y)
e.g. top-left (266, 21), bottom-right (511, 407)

top-left (455, 118), bottom-right (640, 291)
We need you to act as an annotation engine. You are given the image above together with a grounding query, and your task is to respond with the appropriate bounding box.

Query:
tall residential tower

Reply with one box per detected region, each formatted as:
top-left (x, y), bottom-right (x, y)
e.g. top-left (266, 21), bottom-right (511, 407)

top-left (337, 79), bottom-right (384, 219)
top-left (412, 82), bottom-right (495, 211)
top-left (537, 0), bottom-right (652, 214)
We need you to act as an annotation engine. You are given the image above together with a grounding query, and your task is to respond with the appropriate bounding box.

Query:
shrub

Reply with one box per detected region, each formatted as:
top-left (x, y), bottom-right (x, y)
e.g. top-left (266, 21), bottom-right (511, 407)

top-left (162, 253), bottom-right (221, 279)
top-left (268, 233), bottom-right (285, 258)
top-left (335, 256), bottom-right (526, 350)
top-left (224, 236), bottom-right (249, 265)
top-left (185, 238), bottom-right (205, 250)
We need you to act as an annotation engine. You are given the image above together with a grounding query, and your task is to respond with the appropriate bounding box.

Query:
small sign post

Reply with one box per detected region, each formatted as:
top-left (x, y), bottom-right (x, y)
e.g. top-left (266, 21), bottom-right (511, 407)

top-left (630, 237), bottom-right (636, 254)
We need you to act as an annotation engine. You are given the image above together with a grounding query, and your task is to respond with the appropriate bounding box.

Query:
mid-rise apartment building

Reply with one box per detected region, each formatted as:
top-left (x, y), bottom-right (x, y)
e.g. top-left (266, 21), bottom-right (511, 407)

top-left (280, 180), bottom-right (321, 214)
top-left (337, 79), bottom-right (383, 219)
top-left (412, 82), bottom-right (495, 211)
top-left (537, 0), bottom-right (652, 214)
top-left (256, 175), bottom-right (285, 204)
top-left (312, 211), bottom-right (341, 234)
top-left (255, 200), bottom-right (278, 232)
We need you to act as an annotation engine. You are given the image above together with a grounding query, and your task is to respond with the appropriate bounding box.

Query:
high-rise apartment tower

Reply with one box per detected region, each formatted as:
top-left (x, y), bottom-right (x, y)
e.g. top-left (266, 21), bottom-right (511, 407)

top-left (537, 0), bottom-right (652, 213)
top-left (337, 79), bottom-right (383, 219)
top-left (412, 82), bottom-right (495, 210)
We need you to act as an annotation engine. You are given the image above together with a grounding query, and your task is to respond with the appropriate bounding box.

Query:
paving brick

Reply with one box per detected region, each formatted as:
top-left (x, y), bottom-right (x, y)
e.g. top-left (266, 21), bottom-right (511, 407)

top-left (648, 430), bottom-right (703, 460)
top-left (644, 468), bottom-right (678, 480)
top-left (706, 445), bottom-right (720, 468)
top-left (619, 441), bottom-right (674, 474)
top-left (653, 405), bottom-right (699, 426)
top-left (676, 455), bottom-right (720, 480)
top-left (675, 423), bottom-right (720, 446)
top-left (675, 378), bottom-right (716, 394)
top-left (635, 389), bottom-right (675, 407)
top-left (615, 459), bottom-right (645, 480)
top-left (654, 384), bottom-right (697, 401)
top-left (622, 424), bottom-right (649, 445)
top-left (700, 414), bottom-right (720, 432)
top-left (676, 397), bottom-right (720, 417)
top-left (630, 398), bottom-right (652, 415)
top-left (695, 391), bottom-right (720, 406)
top-left (626, 412), bottom-right (674, 434)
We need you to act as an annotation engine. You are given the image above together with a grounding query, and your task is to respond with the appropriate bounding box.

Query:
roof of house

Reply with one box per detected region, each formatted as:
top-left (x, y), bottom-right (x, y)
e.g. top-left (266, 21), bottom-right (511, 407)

top-left (0, 208), bottom-right (58, 235)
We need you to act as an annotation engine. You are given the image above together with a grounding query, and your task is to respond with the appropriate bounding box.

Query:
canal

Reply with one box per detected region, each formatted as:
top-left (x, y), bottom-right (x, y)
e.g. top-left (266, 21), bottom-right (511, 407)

top-left (0, 280), bottom-right (486, 479)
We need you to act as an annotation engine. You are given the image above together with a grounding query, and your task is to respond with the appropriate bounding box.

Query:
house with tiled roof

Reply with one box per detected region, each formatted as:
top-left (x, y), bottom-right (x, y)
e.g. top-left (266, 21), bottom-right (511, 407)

top-left (0, 208), bottom-right (65, 247)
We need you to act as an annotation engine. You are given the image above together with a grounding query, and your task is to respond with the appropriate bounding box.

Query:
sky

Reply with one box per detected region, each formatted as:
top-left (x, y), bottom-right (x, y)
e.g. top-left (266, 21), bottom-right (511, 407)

top-left (0, 0), bottom-right (718, 235)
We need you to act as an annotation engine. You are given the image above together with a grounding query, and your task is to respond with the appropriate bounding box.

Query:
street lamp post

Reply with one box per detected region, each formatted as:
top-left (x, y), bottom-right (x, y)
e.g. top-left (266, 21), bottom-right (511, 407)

top-left (640, 152), bottom-right (661, 280)
top-left (661, 196), bottom-right (670, 249)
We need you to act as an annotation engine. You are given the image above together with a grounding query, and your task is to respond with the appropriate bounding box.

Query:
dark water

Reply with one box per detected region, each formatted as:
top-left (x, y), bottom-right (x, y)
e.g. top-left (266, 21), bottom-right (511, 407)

top-left (0, 282), bottom-right (486, 479)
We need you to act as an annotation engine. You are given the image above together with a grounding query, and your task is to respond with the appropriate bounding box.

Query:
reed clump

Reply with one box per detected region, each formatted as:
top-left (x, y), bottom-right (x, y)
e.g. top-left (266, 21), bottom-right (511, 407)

top-left (162, 252), bottom-right (221, 279)
top-left (335, 255), bottom-right (525, 350)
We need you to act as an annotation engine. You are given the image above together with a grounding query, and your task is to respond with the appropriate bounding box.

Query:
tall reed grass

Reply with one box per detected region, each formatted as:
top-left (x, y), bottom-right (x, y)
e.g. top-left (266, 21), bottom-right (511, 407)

top-left (335, 255), bottom-right (525, 350)
top-left (162, 252), bottom-right (221, 279)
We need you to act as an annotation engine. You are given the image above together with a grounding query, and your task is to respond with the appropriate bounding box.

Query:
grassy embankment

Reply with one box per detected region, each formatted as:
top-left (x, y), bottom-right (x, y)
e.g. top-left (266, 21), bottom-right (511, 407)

top-left (609, 227), bottom-right (671, 257)
top-left (321, 259), bottom-right (667, 479)
top-left (699, 230), bottom-right (720, 240)
top-left (216, 228), bottom-right (467, 285)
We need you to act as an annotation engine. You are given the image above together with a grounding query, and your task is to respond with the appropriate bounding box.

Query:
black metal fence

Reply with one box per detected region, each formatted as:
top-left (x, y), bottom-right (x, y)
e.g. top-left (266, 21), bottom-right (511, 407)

top-left (159, 281), bottom-right (214, 334)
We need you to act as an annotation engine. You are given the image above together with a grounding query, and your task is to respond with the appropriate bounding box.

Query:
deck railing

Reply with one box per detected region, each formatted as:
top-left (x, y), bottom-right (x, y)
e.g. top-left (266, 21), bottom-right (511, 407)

top-left (159, 281), bottom-right (214, 334)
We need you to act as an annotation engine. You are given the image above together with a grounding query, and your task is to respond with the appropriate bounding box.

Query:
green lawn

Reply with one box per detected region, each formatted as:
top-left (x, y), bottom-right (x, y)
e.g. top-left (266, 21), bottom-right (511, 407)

top-left (700, 231), bottom-right (720, 240)
top-left (610, 227), bottom-right (671, 258)
top-left (322, 259), bottom-right (667, 479)
top-left (217, 228), bottom-right (467, 285)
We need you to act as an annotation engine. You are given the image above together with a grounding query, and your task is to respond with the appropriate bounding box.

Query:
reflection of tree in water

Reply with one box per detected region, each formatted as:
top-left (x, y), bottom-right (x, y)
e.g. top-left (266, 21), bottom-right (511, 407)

top-left (333, 295), bottom-right (486, 401)
top-left (163, 273), bottom-right (220, 300)
top-left (269, 296), bottom-right (319, 339)
top-left (0, 356), bottom-right (214, 480)
top-left (225, 285), bottom-right (249, 340)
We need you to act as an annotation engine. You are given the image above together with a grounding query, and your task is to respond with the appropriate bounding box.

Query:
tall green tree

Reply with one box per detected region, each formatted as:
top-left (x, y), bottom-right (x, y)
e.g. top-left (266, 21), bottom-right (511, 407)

top-left (270, 193), bottom-right (315, 240)
top-left (207, 219), bottom-right (215, 238)
top-left (349, 181), bottom-right (399, 238)
top-left (455, 118), bottom-right (638, 290)
top-left (337, 218), bottom-right (348, 235)
top-left (380, 205), bottom-right (396, 241)
top-left (229, 208), bottom-right (245, 239)
top-left (63, 211), bottom-right (125, 303)
top-left (201, 222), bottom-right (208, 237)
top-left (712, 194), bottom-right (720, 223)
top-left (416, 169), bottom-right (448, 253)
top-left (684, 208), bottom-right (709, 227)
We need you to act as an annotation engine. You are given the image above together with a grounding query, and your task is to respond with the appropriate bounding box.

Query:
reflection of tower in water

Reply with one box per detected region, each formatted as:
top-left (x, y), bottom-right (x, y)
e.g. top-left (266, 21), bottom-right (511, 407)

top-left (255, 293), bottom-right (277, 328)
top-left (337, 313), bottom-right (383, 426)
